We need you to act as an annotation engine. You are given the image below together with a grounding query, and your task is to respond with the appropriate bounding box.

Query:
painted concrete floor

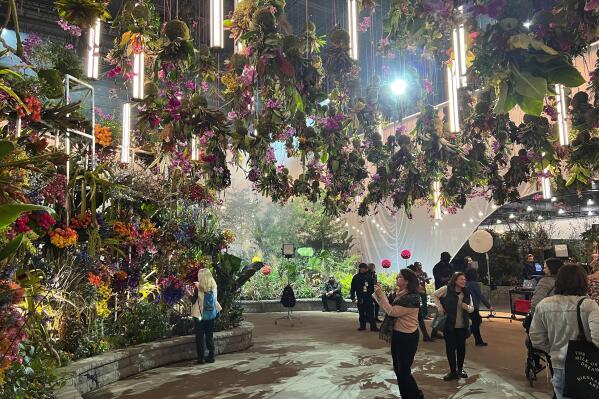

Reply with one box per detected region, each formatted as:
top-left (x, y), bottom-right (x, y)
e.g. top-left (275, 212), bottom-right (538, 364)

top-left (85, 312), bottom-right (554, 399)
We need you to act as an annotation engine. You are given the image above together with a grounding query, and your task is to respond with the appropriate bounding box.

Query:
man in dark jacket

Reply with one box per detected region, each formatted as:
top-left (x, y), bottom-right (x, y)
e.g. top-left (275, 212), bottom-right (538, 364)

top-left (321, 275), bottom-right (342, 312)
top-left (350, 263), bottom-right (378, 331)
top-left (433, 252), bottom-right (454, 290)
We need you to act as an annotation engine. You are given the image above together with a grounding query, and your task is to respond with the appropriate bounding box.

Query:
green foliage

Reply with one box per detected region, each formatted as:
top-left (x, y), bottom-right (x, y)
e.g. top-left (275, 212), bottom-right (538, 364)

top-left (0, 343), bottom-right (65, 399)
top-left (106, 301), bottom-right (173, 346)
top-left (29, 42), bottom-right (83, 80)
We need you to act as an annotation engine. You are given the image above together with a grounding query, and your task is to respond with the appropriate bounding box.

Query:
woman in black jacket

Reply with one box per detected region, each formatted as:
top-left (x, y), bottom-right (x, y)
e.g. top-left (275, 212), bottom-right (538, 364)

top-left (433, 272), bottom-right (474, 381)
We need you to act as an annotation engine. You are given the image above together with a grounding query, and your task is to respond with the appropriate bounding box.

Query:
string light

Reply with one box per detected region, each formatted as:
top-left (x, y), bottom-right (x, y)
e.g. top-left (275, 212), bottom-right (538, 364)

top-left (121, 103), bottom-right (131, 163)
top-left (555, 84), bottom-right (569, 146)
top-left (210, 0), bottom-right (224, 48)
top-left (132, 52), bottom-right (145, 99)
top-left (432, 180), bottom-right (442, 220)
top-left (347, 0), bottom-right (358, 60)
top-left (86, 18), bottom-right (101, 79)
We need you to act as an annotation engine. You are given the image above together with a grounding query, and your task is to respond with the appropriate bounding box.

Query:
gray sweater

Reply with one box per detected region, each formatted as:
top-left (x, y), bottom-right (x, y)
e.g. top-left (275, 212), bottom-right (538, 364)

top-left (530, 276), bottom-right (556, 314)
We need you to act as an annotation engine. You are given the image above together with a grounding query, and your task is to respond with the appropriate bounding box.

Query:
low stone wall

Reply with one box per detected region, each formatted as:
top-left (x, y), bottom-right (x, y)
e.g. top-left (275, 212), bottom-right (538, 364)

top-left (56, 321), bottom-right (254, 399)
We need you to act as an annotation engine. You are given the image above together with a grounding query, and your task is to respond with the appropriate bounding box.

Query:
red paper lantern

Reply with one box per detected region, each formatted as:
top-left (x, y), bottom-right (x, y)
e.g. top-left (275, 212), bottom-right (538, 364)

top-left (381, 259), bottom-right (391, 269)
top-left (401, 250), bottom-right (411, 259)
top-left (261, 265), bottom-right (272, 276)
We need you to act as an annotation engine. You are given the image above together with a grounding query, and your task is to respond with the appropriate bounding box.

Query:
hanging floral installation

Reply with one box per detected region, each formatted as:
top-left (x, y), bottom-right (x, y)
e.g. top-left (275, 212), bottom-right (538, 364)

top-left (1, 0), bottom-right (599, 393)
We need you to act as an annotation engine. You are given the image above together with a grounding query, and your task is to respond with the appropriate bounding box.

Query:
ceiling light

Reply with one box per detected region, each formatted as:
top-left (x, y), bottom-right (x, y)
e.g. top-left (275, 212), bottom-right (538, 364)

top-left (558, 209), bottom-right (565, 215)
top-left (496, 219), bottom-right (502, 224)
top-left (588, 199), bottom-right (595, 206)
top-left (469, 218), bottom-right (474, 223)
top-left (526, 206), bottom-right (533, 212)
top-left (537, 215), bottom-right (543, 220)
top-left (435, 222), bottom-right (439, 226)
top-left (509, 213), bottom-right (515, 219)
top-left (523, 20), bottom-right (532, 29)
top-left (462, 223), bottom-right (466, 227)
top-left (589, 211), bottom-right (595, 216)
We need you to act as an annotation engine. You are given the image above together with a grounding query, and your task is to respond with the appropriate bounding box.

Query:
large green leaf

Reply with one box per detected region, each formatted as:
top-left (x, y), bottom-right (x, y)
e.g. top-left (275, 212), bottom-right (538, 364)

top-left (297, 247), bottom-right (314, 257)
top-left (494, 82), bottom-right (509, 114)
top-left (510, 67), bottom-right (547, 100)
top-left (517, 94), bottom-right (544, 115)
top-left (0, 234), bottom-right (24, 261)
top-left (549, 65), bottom-right (585, 88)
top-left (0, 204), bottom-right (56, 230)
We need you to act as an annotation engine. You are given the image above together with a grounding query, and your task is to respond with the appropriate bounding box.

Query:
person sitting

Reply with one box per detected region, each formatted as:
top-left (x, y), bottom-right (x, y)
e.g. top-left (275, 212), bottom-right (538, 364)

top-left (530, 258), bottom-right (564, 314)
top-left (321, 275), bottom-right (342, 312)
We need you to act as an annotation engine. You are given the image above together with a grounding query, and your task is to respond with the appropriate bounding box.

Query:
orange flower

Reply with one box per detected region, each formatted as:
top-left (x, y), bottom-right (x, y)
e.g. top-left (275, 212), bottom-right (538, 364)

top-left (49, 227), bottom-right (78, 248)
top-left (87, 272), bottom-right (102, 288)
top-left (94, 124), bottom-right (112, 147)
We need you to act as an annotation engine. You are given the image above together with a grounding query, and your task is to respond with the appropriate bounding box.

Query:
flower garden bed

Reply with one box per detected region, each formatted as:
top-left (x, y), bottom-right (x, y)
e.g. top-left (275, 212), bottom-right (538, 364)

top-left (55, 322), bottom-right (254, 399)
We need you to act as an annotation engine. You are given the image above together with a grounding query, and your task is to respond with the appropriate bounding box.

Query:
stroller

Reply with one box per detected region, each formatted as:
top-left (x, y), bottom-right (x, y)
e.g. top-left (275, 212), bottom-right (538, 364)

top-left (523, 313), bottom-right (553, 389)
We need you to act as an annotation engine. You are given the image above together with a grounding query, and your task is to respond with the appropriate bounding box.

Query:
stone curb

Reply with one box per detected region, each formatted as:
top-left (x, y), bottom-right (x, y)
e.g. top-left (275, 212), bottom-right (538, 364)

top-left (55, 321), bottom-right (254, 399)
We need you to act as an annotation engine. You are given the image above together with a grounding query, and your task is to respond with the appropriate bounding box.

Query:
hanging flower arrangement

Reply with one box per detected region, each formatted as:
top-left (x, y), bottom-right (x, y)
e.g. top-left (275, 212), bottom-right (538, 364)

top-left (49, 227), bottom-right (78, 248)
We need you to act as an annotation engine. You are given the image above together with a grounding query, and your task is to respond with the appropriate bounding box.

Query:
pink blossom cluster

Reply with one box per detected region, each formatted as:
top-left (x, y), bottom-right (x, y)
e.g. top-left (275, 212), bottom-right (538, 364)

top-left (41, 174), bottom-right (67, 205)
top-left (57, 19), bottom-right (82, 36)
top-left (358, 16), bottom-right (372, 32)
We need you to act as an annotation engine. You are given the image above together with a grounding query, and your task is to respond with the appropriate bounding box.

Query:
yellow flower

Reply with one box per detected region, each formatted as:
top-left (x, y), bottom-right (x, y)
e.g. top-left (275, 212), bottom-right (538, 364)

top-left (96, 300), bottom-right (110, 318)
top-left (221, 71), bottom-right (241, 93)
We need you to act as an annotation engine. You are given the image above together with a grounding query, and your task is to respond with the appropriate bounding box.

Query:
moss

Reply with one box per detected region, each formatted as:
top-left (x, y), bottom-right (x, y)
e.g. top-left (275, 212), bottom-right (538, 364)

top-left (144, 81), bottom-right (158, 97)
top-left (165, 20), bottom-right (190, 41)
top-left (190, 93), bottom-right (208, 108)
top-left (197, 43), bottom-right (211, 58)
top-left (131, 2), bottom-right (150, 20)
top-left (38, 69), bottom-right (64, 99)
top-left (282, 35), bottom-right (303, 55)
top-left (328, 27), bottom-right (350, 47)
top-left (228, 54), bottom-right (248, 73)
top-left (253, 8), bottom-right (276, 32)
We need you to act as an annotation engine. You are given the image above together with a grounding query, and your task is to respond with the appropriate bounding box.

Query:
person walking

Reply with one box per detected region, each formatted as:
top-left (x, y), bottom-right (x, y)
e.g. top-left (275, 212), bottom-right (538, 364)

top-left (431, 252), bottom-right (454, 339)
top-left (433, 272), bottom-right (474, 380)
top-left (350, 263), bottom-right (378, 331)
top-left (191, 268), bottom-right (221, 364)
top-left (529, 264), bottom-right (599, 399)
top-left (368, 262), bottom-right (382, 322)
top-left (465, 268), bottom-right (493, 346)
top-left (409, 263), bottom-right (432, 341)
top-left (373, 268), bottom-right (424, 399)
top-left (530, 258), bottom-right (564, 313)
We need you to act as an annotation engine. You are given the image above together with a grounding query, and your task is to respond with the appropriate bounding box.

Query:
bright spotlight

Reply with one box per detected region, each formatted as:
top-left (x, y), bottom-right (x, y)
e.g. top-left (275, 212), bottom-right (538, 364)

top-left (523, 20), bottom-right (532, 29)
top-left (391, 79), bottom-right (408, 96)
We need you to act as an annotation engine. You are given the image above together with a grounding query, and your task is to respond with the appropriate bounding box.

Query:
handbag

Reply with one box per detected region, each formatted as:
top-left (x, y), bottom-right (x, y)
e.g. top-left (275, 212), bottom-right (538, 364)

top-left (379, 314), bottom-right (396, 343)
top-left (432, 314), bottom-right (447, 331)
top-left (563, 298), bottom-right (599, 399)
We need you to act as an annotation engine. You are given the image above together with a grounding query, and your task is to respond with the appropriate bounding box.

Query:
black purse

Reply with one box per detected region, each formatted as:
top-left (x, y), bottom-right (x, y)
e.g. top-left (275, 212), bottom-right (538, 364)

top-left (563, 298), bottom-right (599, 398)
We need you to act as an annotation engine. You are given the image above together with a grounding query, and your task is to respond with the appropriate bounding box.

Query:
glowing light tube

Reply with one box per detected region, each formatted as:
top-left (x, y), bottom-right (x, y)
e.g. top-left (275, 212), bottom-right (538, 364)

top-left (452, 6), bottom-right (467, 88)
top-left (348, 0), bottom-right (358, 60)
top-left (191, 136), bottom-right (199, 161)
top-left (121, 103), bottom-right (131, 163)
top-left (556, 84), bottom-right (569, 146)
top-left (542, 171), bottom-right (552, 200)
top-left (86, 18), bottom-right (101, 79)
top-left (132, 52), bottom-right (145, 99)
top-left (433, 180), bottom-right (442, 220)
top-left (447, 65), bottom-right (460, 133)
top-left (211, 0), bottom-right (224, 48)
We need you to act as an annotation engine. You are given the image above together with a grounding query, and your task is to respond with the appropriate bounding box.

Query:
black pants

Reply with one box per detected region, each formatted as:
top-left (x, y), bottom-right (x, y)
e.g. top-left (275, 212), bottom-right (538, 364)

top-left (420, 293), bottom-right (428, 319)
top-left (391, 330), bottom-right (421, 399)
top-left (358, 299), bottom-right (376, 329)
top-left (418, 305), bottom-right (431, 340)
top-left (469, 309), bottom-right (484, 344)
top-left (373, 301), bottom-right (380, 320)
top-left (194, 317), bottom-right (215, 361)
top-left (444, 328), bottom-right (468, 373)
top-left (322, 293), bottom-right (342, 310)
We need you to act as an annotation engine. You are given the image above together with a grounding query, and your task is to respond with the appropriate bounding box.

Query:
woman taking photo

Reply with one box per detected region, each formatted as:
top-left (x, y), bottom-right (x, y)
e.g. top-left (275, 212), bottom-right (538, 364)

top-left (529, 264), bottom-right (599, 399)
top-left (191, 268), bottom-right (221, 364)
top-left (433, 272), bottom-right (474, 381)
top-left (373, 268), bottom-right (424, 399)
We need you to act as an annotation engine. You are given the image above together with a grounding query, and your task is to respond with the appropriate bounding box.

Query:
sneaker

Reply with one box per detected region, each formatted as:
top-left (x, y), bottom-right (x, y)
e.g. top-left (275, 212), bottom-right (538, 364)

top-left (475, 342), bottom-right (488, 347)
top-left (443, 372), bottom-right (459, 381)
top-left (458, 370), bottom-right (468, 378)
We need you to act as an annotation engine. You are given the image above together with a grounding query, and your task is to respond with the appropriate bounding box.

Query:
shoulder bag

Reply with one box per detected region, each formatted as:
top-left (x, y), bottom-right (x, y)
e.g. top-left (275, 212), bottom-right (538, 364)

top-left (563, 298), bottom-right (599, 399)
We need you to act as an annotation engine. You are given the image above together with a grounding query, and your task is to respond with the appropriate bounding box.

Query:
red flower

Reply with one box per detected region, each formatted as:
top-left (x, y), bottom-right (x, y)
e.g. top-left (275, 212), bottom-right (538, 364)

top-left (400, 250), bottom-right (411, 259)
top-left (261, 265), bottom-right (272, 275)
top-left (381, 259), bottom-right (392, 269)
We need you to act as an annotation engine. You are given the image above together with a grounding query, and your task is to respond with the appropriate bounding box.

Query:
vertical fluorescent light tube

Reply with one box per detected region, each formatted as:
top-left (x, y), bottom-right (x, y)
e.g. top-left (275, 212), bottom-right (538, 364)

top-left (452, 6), bottom-right (467, 88)
top-left (447, 65), bottom-right (460, 133)
top-left (86, 18), bottom-right (101, 79)
top-left (556, 84), bottom-right (569, 146)
top-left (191, 136), bottom-right (199, 161)
top-left (210, 0), bottom-right (224, 48)
top-left (541, 171), bottom-right (552, 199)
top-left (433, 180), bottom-right (442, 220)
top-left (347, 0), bottom-right (358, 60)
top-left (132, 52), bottom-right (145, 99)
top-left (15, 116), bottom-right (21, 138)
top-left (121, 103), bottom-right (131, 163)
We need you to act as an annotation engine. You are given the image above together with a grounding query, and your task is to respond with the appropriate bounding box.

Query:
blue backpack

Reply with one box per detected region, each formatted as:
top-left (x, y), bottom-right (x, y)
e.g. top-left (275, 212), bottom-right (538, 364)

top-left (202, 291), bottom-right (218, 321)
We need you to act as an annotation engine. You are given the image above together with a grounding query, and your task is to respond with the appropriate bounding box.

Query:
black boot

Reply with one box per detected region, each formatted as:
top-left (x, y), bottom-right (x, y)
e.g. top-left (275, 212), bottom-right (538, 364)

top-left (206, 353), bottom-right (215, 363)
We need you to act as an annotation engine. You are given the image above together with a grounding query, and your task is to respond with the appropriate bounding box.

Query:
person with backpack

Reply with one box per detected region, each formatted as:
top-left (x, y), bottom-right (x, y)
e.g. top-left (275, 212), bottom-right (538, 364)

top-left (191, 268), bottom-right (221, 364)
top-left (373, 268), bottom-right (424, 399)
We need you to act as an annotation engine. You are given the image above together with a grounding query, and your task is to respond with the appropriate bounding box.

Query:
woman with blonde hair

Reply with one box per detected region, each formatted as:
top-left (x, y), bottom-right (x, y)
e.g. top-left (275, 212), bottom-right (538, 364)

top-left (191, 268), bottom-right (221, 364)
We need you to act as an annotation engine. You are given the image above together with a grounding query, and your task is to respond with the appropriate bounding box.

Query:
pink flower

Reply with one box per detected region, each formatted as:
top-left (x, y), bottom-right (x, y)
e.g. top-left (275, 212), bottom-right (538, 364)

top-left (240, 65), bottom-right (257, 86)
top-left (200, 80), bottom-right (209, 92)
top-left (185, 80), bottom-right (196, 90)
top-left (424, 79), bottom-right (433, 94)
top-left (585, 0), bottom-right (599, 12)
top-left (400, 250), bottom-right (411, 259)
top-left (65, 43), bottom-right (74, 50)
top-left (358, 16), bottom-right (372, 33)
top-left (106, 66), bottom-right (122, 78)
top-left (227, 111), bottom-right (239, 121)
top-left (265, 147), bottom-right (276, 163)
